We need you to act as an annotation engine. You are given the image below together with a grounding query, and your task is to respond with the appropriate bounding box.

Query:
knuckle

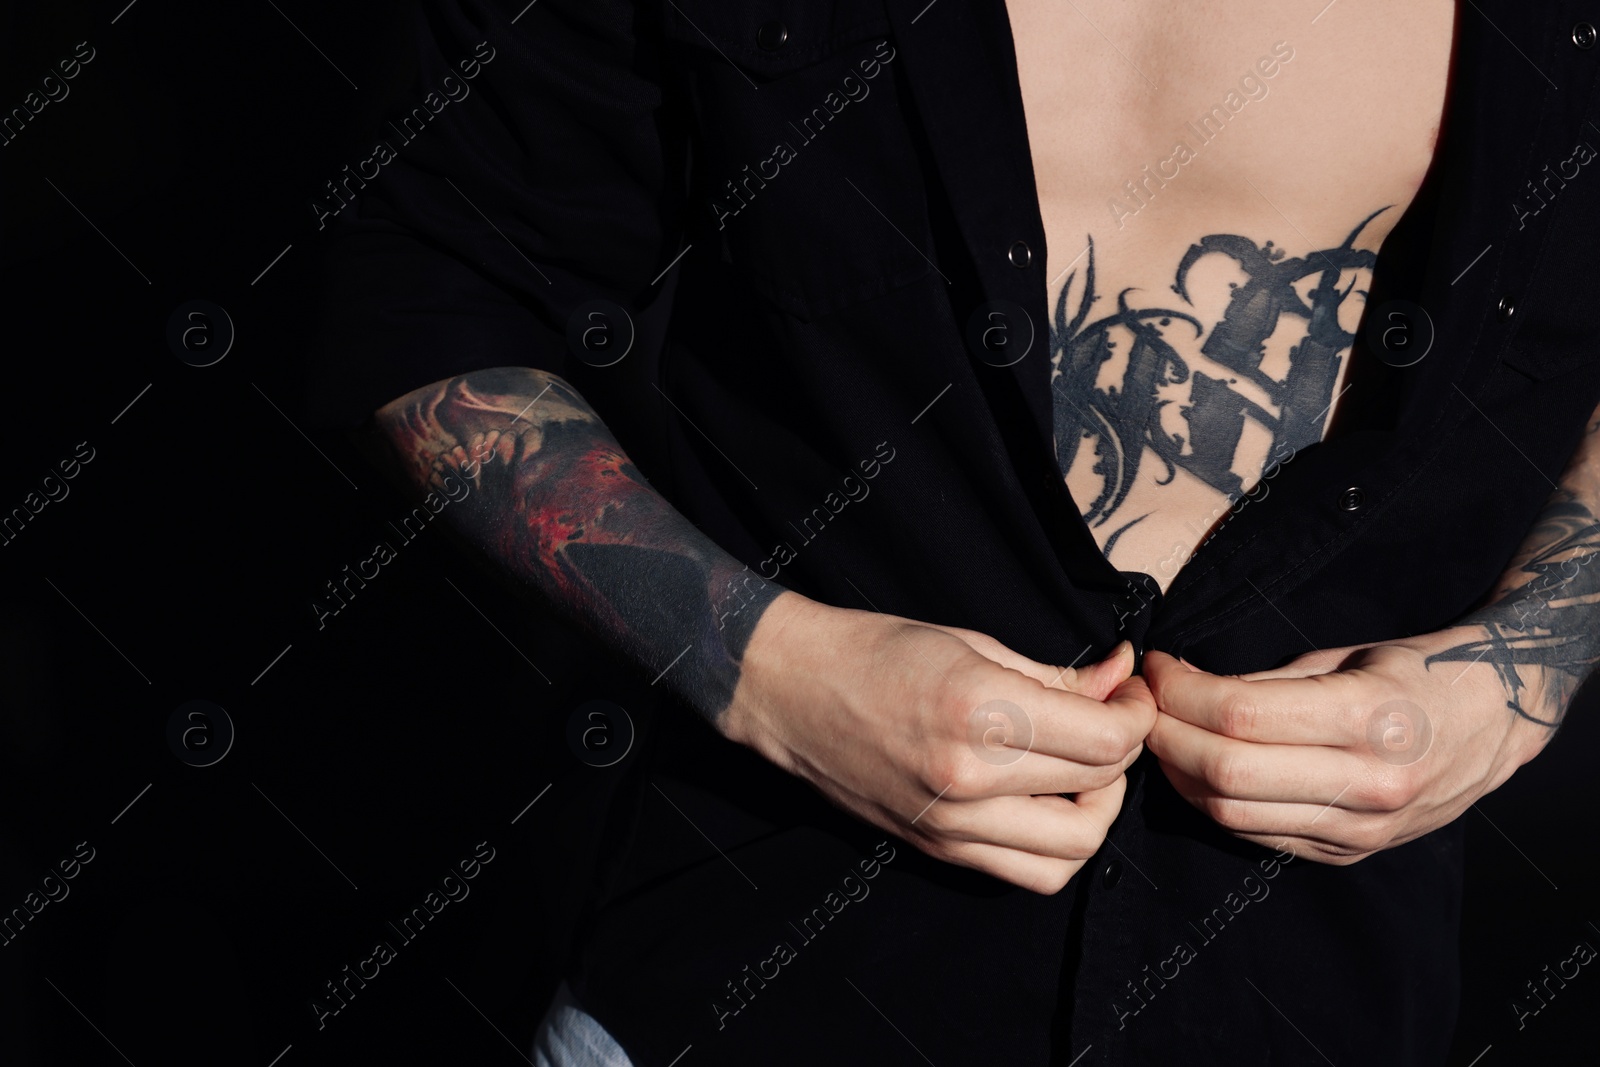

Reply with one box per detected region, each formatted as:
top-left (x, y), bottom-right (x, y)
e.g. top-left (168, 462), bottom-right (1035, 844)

top-left (1065, 816), bottom-right (1108, 857)
top-left (940, 755), bottom-right (989, 801)
top-left (1359, 769), bottom-right (1412, 812)
top-left (1205, 748), bottom-right (1251, 796)
top-left (945, 655), bottom-right (994, 698)
top-left (1030, 860), bottom-right (1075, 895)
top-left (920, 742), bottom-right (967, 793)
top-left (1216, 693), bottom-right (1258, 739)
top-left (1336, 700), bottom-right (1370, 743)
top-left (1083, 720), bottom-right (1130, 765)
top-left (1202, 794), bottom-right (1253, 831)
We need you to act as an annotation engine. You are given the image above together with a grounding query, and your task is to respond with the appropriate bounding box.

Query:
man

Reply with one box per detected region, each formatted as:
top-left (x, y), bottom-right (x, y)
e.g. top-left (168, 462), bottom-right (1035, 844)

top-left (307, 0), bottom-right (1600, 1062)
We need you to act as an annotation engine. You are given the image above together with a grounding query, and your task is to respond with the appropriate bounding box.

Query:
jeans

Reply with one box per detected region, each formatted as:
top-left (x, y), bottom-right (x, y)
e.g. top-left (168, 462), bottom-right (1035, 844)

top-left (532, 980), bottom-right (636, 1067)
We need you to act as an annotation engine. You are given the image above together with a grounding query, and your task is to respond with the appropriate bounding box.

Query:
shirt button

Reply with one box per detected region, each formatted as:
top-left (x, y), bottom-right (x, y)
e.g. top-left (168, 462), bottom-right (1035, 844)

top-left (1574, 22), bottom-right (1597, 49)
top-left (1497, 294), bottom-right (1517, 321)
top-left (757, 21), bottom-right (788, 50)
top-left (1008, 240), bottom-right (1032, 268)
top-left (1101, 859), bottom-right (1124, 888)
top-left (1338, 486), bottom-right (1365, 512)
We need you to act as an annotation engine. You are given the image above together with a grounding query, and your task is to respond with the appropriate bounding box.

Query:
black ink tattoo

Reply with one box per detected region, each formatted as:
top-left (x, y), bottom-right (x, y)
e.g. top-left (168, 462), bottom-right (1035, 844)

top-left (1426, 490), bottom-right (1600, 727)
top-left (1050, 210), bottom-right (1386, 528)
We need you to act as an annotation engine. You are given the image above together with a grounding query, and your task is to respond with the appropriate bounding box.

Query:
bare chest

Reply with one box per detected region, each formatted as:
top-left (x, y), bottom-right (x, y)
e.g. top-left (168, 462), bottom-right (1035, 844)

top-left (1005, 0), bottom-right (1455, 588)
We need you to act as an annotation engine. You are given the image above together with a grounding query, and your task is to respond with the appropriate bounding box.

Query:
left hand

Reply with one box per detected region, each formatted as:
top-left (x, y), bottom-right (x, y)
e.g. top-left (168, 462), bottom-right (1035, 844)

top-left (1143, 631), bottom-right (1555, 863)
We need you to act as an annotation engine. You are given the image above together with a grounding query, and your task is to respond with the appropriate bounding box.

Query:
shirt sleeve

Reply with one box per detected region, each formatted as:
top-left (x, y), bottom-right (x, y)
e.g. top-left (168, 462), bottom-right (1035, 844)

top-left (304, 0), bottom-right (684, 432)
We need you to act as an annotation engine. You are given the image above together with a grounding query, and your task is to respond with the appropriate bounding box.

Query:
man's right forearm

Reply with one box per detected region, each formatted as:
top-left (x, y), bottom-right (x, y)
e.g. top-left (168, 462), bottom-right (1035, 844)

top-left (370, 365), bottom-right (783, 724)
top-left (367, 372), bottom-right (1158, 895)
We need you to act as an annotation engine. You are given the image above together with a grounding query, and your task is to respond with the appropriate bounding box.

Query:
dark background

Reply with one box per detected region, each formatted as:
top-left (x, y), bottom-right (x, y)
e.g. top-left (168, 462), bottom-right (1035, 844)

top-left (0, 2), bottom-right (1595, 1064)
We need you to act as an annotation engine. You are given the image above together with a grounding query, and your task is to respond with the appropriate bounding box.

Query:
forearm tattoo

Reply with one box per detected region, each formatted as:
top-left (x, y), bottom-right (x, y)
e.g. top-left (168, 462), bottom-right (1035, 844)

top-left (374, 367), bottom-right (781, 724)
top-left (1426, 415), bottom-right (1600, 727)
top-left (1051, 210), bottom-right (1385, 531)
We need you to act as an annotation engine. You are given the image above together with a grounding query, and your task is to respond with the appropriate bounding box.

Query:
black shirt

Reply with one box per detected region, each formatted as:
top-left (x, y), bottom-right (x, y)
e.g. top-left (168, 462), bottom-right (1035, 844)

top-left (306, 1), bottom-right (1600, 1063)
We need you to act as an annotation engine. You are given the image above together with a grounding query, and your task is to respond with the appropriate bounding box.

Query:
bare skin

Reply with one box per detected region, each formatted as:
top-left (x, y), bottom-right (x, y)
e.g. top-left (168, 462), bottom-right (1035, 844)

top-left (372, 368), bottom-right (1155, 894)
top-left (1007, 0), bottom-right (1454, 588)
top-left (1004, 0), bottom-right (1599, 863)
top-left (365, 1), bottom-right (1588, 892)
top-left (1145, 404), bottom-right (1600, 861)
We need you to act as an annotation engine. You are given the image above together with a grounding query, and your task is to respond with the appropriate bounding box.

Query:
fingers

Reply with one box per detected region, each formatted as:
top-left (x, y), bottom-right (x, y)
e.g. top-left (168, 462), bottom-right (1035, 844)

top-left (1144, 650), bottom-right (1364, 745)
top-left (1146, 712), bottom-right (1375, 806)
top-left (1072, 772), bottom-right (1131, 825)
top-left (1023, 672), bottom-right (1157, 766)
top-left (860, 628), bottom-right (1142, 893)
top-left (936, 626), bottom-right (1134, 700)
top-left (1231, 644), bottom-right (1376, 682)
top-left (915, 776), bottom-right (1128, 894)
top-left (1159, 761), bottom-right (1370, 843)
top-left (1072, 641), bottom-right (1138, 701)
top-left (942, 738), bottom-right (1142, 801)
top-left (880, 626), bottom-right (1148, 804)
top-left (936, 634), bottom-right (1151, 771)
top-left (929, 840), bottom-right (1092, 895)
top-left (1158, 762), bottom-right (1398, 865)
top-left (919, 786), bottom-right (1123, 861)
top-left (1213, 830), bottom-right (1369, 865)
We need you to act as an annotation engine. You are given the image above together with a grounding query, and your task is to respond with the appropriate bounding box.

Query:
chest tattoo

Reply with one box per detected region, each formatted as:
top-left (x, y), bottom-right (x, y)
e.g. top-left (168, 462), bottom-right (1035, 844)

top-left (1050, 209), bottom-right (1387, 532)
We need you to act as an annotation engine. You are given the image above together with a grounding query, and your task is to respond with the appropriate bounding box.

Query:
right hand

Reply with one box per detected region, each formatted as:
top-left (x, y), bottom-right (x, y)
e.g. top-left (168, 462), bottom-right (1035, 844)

top-left (721, 591), bottom-right (1156, 894)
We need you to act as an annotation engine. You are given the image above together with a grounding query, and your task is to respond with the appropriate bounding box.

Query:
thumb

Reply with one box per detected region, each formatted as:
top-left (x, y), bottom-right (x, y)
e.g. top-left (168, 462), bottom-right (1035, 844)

top-left (1059, 640), bottom-right (1136, 701)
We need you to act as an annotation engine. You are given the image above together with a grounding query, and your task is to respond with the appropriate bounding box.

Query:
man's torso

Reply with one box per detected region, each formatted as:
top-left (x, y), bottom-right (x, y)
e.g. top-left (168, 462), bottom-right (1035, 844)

top-left (1007, 0), bottom-right (1455, 588)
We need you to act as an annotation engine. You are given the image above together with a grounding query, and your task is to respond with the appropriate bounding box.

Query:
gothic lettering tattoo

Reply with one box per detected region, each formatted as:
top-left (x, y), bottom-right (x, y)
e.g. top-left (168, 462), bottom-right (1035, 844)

top-left (1050, 210), bottom-right (1386, 528)
top-left (374, 367), bottom-right (780, 723)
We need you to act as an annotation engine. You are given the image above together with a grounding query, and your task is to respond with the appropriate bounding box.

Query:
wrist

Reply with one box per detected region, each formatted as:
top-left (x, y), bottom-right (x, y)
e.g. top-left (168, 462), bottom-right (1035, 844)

top-left (717, 589), bottom-right (823, 750)
top-left (1509, 668), bottom-right (1570, 765)
top-left (1419, 623), bottom-right (1563, 766)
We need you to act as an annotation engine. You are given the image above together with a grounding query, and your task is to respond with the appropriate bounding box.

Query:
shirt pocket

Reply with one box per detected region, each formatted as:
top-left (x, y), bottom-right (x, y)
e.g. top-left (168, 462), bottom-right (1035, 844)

top-left (662, 1), bottom-right (935, 320)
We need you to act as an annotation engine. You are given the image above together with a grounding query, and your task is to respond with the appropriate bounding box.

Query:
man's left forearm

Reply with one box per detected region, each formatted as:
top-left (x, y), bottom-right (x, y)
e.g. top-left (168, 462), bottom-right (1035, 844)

top-left (1427, 400), bottom-right (1600, 734)
top-left (1143, 398), bottom-right (1600, 862)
